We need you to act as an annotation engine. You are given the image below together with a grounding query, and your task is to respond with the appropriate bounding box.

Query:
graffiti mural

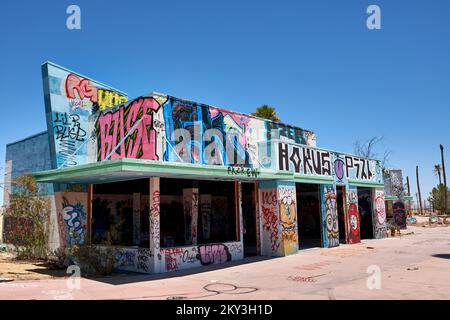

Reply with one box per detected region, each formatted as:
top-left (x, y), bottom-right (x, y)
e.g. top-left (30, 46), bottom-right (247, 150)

top-left (321, 186), bottom-right (339, 248)
top-left (346, 187), bottom-right (361, 244)
top-left (42, 63), bottom-right (128, 168)
top-left (373, 189), bottom-right (387, 239)
top-left (54, 192), bottom-right (88, 247)
top-left (96, 97), bottom-right (163, 161)
top-left (278, 142), bottom-right (382, 183)
top-left (278, 186), bottom-right (298, 255)
top-left (197, 244), bottom-right (231, 266)
top-left (136, 248), bottom-right (152, 272)
top-left (393, 201), bottom-right (407, 229)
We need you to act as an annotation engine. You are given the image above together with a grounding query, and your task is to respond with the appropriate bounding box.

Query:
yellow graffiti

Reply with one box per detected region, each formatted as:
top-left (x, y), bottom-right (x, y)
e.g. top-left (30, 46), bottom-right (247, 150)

top-left (98, 89), bottom-right (128, 111)
top-left (280, 198), bottom-right (298, 255)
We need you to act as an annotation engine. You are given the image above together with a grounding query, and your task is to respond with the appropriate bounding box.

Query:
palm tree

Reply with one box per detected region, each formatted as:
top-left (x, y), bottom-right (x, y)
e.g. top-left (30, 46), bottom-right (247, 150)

top-left (251, 105), bottom-right (280, 122)
top-left (440, 144), bottom-right (448, 213)
top-left (434, 164), bottom-right (442, 185)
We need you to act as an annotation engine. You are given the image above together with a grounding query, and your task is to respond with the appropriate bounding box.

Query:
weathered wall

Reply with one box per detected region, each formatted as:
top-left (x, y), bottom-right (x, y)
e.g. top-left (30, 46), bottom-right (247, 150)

top-left (5, 131), bottom-right (54, 198)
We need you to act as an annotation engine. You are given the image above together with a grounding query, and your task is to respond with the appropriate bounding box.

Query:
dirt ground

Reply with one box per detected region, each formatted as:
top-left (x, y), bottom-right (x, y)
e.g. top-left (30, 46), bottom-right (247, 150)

top-left (0, 252), bottom-right (67, 282)
top-left (0, 216), bottom-right (448, 283)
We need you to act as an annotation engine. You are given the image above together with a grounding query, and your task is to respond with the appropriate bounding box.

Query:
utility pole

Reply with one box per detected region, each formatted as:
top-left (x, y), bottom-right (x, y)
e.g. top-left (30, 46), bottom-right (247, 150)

top-left (440, 144), bottom-right (447, 214)
top-left (406, 176), bottom-right (411, 213)
top-left (416, 166), bottom-right (423, 215)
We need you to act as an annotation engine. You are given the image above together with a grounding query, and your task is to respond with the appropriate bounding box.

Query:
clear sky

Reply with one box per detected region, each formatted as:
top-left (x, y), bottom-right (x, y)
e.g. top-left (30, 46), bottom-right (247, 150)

top-left (1, 0), bottom-right (449, 206)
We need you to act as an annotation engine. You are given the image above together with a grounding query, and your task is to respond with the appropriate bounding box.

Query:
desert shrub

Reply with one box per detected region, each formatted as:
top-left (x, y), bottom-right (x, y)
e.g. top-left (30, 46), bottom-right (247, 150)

top-left (3, 175), bottom-right (51, 260)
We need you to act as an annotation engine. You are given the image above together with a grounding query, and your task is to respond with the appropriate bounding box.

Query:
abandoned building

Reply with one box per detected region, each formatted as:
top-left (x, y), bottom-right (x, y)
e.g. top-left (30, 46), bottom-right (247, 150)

top-left (1, 62), bottom-right (388, 273)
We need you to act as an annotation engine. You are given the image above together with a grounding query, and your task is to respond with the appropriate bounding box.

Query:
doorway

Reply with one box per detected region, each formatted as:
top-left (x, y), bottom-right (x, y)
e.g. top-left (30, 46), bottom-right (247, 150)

top-left (241, 182), bottom-right (257, 257)
top-left (296, 183), bottom-right (322, 249)
top-left (336, 186), bottom-right (347, 244)
top-left (357, 187), bottom-right (374, 239)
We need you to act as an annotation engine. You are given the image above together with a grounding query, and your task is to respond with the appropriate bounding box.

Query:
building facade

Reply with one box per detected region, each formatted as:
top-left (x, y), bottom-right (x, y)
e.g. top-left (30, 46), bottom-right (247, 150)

top-left (2, 62), bottom-right (387, 273)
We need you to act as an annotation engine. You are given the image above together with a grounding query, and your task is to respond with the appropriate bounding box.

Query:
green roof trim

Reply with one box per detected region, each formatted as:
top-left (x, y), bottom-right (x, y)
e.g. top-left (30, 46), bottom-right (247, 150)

top-left (348, 179), bottom-right (385, 188)
top-left (385, 195), bottom-right (414, 201)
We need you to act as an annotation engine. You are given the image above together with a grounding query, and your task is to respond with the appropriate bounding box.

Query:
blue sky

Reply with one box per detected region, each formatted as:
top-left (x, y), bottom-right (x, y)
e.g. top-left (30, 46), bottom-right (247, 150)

top-left (1, 0), bottom-right (449, 206)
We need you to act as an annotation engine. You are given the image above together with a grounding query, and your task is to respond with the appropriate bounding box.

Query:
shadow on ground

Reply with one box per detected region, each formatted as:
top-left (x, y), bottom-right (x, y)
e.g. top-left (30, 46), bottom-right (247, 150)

top-left (431, 254), bottom-right (450, 260)
top-left (90, 255), bottom-right (276, 285)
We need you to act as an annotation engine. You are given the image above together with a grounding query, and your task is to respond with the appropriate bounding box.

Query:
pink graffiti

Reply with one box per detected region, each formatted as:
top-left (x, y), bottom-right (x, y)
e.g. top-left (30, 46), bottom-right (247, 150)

top-left (165, 254), bottom-right (178, 271)
top-left (97, 97), bottom-right (161, 160)
top-left (65, 74), bottom-right (98, 102)
top-left (197, 244), bottom-right (231, 266)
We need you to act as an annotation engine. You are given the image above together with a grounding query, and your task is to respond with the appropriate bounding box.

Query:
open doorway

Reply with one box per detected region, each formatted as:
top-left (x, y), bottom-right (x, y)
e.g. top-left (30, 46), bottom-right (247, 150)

top-left (357, 187), bottom-right (374, 239)
top-left (296, 183), bottom-right (322, 249)
top-left (336, 186), bottom-right (347, 244)
top-left (241, 182), bottom-right (257, 257)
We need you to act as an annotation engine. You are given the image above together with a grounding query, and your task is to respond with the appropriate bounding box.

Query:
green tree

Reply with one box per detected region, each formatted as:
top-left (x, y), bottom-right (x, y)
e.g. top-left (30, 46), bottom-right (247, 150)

top-left (428, 184), bottom-right (450, 214)
top-left (251, 105), bottom-right (280, 122)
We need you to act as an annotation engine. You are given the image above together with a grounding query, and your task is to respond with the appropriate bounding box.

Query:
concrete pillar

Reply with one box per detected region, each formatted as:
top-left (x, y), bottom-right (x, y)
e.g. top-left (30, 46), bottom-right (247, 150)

top-left (320, 184), bottom-right (339, 248)
top-left (258, 180), bottom-right (298, 257)
top-left (132, 193), bottom-right (141, 246)
top-left (200, 195), bottom-right (211, 240)
top-left (373, 188), bottom-right (387, 238)
top-left (149, 177), bottom-right (160, 273)
top-left (346, 185), bottom-right (361, 244)
top-left (183, 188), bottom-right (199, 245)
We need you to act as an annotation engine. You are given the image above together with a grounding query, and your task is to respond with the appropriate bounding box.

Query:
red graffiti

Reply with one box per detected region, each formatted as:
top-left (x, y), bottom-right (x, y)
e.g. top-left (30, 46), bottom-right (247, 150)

top-left (165, 254), bottom-right (178, 271)
top-left (262, 206), bottom-right (280, 252)
top-left (65, 74), bottom-right (98, 102)
top-left (97, 97), bottom-right (161, 161)
top-left (347, 203), bottom-right (361, 244)
top-left (197, 244), bottom-right (231, 266)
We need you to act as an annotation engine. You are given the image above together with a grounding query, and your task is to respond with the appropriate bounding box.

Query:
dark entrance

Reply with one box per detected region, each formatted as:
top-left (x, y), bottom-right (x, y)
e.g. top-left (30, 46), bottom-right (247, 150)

top-left (336, 185), bottom-right (347, 244)
top-left (242, 182), bottom-right (257, 257)
top-left (357, 187), bottom-right (374, 239)
top-left (296, 183), bottom-right (322, 249)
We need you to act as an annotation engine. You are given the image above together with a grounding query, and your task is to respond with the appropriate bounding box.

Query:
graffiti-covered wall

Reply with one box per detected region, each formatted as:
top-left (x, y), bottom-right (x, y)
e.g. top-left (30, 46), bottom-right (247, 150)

top-left (42, 62), bottom-right (128, 169)
top-left (41, 64), bottom-right (316, 170)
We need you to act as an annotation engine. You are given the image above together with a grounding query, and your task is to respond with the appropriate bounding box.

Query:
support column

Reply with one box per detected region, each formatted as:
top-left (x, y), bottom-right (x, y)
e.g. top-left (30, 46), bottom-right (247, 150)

top-left (258, 180), bottom-right (298, 257)
top-left (320, 184), bottom-right (339, 248)
top-left (373, 188), bottom-right (387, 238)
top-left (149, 177), bottom-right (160, 273)
top-left (183, 188), bottom-right (199, 245)
top-left (200, 195), bottom-right (211, 240)
top-left (133, 193), bottom-right (141, 246)
top-left (346, 185), bottom-right (361, 244)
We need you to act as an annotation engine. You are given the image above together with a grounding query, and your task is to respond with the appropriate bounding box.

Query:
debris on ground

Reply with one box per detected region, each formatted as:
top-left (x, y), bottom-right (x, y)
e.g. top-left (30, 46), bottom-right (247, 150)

top-left (0, 245), bottom-right (7, 252)
top-left (366, 247), bottom-right (375, 249)
top-left (407, 266), bottom-right (419, 271)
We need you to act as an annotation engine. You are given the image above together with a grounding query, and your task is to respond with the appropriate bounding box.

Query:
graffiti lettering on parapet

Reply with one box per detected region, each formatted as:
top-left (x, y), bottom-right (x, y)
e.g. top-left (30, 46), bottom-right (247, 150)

top-left (197, 244), bottom-right (231, 266)
top-left (324, 188), bottom-right (339, 248)
top-left (53, 113), bottom-right (86, 142)
top-left (96, 97), bottom-right (161, 160)
top-left (62, 198), bottom-right (86, 245)
top-left (266, 121), bottom-right (311, 145)
top-left (227, 166), bottom-right (260, 178)
top-left (278, 142), bottom-right (377, 182)
top-left (65, 73), bottom-right (127, 112)
top-left (278, 142), bottom-right (332, 176)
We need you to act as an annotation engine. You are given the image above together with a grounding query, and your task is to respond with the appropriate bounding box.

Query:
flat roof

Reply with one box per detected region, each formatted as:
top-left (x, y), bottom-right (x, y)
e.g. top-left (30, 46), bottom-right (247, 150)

top-left (33, 158), bottom-right (384, 187)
